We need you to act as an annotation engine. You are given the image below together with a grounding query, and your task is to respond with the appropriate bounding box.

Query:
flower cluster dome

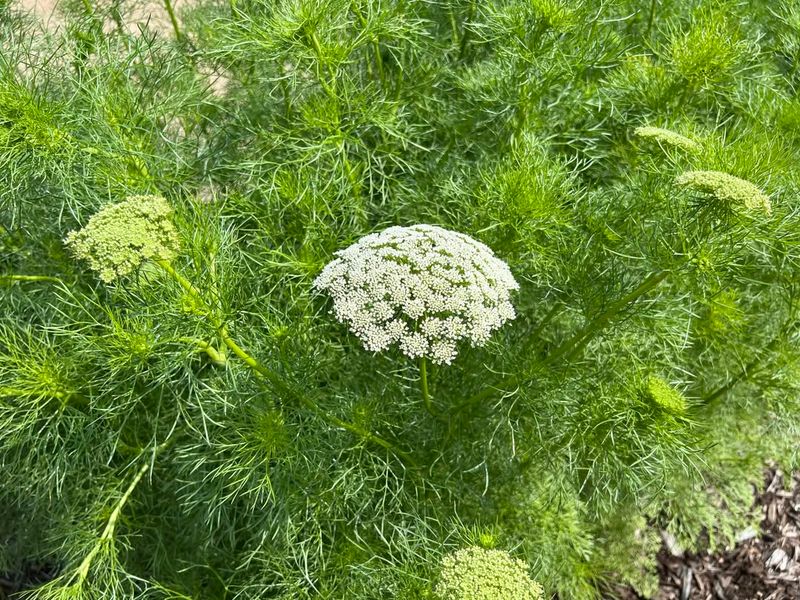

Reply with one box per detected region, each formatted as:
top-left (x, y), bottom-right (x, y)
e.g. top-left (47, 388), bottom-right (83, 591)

top-left (675, 170), bottom-right (771, 215)
top-left (633, 126), bottom-right (700, 152)
top-left (313, 225), bottom-right (519, 365)
top-left (65, 195), bottom-right (180, 282)
top-left (435, 546), bottom-right (544, 600)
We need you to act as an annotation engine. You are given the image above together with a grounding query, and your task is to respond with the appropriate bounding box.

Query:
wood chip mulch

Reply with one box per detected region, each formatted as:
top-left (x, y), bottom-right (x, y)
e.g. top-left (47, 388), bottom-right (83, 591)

top-left (615, 470), bottom-right (800, 600)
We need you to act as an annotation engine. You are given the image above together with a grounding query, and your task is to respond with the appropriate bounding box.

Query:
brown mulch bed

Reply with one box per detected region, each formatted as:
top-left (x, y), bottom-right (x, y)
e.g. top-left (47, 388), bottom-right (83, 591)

top-left (616, 470), bottom-right (800, 600)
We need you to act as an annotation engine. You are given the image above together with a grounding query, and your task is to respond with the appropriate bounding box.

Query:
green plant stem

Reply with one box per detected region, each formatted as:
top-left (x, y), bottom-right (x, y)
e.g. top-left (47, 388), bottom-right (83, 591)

top-left (458, 0), bottom-right (476, 60)
top-left (75, 461), bottom-right (149, 585)
top-left (645, 0), bottom-right (657, 37)
top-left (702, 318), bottom-right (800, 408)
top-left (178, 337), bottom-right (227, 365)
top-left (0, 386), bottom-right (68, 401)
top-left (519, 302), bottom-right (562, 355)
top-left (308, 30), bottom-right (338, 97)
top-left (303, 29), bottom-right (362, 211)
top-left (350, 2), bottom-right (385, 86)
top-left (156, 260), bottom-right (301, 393)
top-left (163, 0), bottom-right (184, 42)
top-left (701, 357), bottom-right (761, 409)
top-left (544, 270), bottom-right (670, 365)
top-left (218, 317), bottom-right (415, 464)
top-left (455, 270), bottom-right (670, 412)
top-left (73, 438), bottom-right (173, 586)
top-left (0, 274), bottom-right (64, 284)
top-left (419, 357), bottom-right (436, 418)
top-left (511, 80), bottom-right (533, 149)
top-left (448, 8), bottom-right (460, 47)
top-left (154, 260), bottom-right (413, 466)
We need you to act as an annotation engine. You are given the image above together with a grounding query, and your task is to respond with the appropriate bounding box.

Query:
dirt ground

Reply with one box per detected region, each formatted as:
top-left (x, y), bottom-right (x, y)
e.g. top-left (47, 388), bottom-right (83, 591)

top-left (15, 0), bottom-right (180, 34)
top-left (13, 0), bottom-right (231, 97)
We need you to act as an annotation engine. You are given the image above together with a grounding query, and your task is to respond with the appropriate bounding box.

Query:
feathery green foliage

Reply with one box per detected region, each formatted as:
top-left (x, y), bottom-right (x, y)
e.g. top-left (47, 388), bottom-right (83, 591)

top-left (2, 0), bottom-right (800, 598)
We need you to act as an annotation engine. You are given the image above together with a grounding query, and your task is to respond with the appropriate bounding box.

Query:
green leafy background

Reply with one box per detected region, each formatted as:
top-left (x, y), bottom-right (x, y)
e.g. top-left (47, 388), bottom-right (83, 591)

top-left (2, 0), bottom-right (800, 597)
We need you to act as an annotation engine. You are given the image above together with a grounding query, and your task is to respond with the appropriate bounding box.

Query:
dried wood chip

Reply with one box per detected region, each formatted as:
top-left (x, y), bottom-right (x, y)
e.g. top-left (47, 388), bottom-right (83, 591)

top-left (613, 469), bottom-right (800, 600)
top-left (765, 548), bottom-right (789, 570)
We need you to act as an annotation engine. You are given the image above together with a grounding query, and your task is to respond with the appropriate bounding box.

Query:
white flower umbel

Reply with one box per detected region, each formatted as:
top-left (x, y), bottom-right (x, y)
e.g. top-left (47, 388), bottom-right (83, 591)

top-left (314, 225), bottom-right (519, 365)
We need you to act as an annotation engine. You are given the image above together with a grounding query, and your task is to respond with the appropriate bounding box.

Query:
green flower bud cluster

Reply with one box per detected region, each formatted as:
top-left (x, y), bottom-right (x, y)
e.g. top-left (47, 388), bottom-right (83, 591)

top-left (65, 196), bottom-right (180, 282)
top-left (675, 170), bottom-right (771, 215)
top-left (644, 375), bottom-right (687, 414)
top-left (434, 547), bottom-right (544, 600)
top-left (633, 126), bottom-right (700, 152)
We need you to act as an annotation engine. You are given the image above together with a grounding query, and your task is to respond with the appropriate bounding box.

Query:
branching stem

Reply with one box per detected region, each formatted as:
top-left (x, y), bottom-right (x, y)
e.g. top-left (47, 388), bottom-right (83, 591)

top-left (456, 270), bottom-right (670, 412)
top-left (75, 461), bottom-right (149, 585)
top-left (519, 302), bottom-right (562, 356)
top-left (702, 318), bottom-right (800, 408)
top-left (73, 438), bottom-right (173, 587)
top-left (542, 271), bottom-right (669, 365)
top-left (154, 260), bottom-right (413, 466)
top-left (178, 337), bottom-right (227, 365)
top-left (350, 2), bottom-right (385, 86)
top-left (458, 0), bottom-right (476, 60)
top-left (645, 0), bottom-right (657, 36)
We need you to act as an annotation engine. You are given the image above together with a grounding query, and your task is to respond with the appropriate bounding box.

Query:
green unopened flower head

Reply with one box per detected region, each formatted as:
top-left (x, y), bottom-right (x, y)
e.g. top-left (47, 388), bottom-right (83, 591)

top-left (644, 375), bottom-right (687, 414)
top-left (435, 546), bottom-right (544, 600)
top-left (65, 195), bottom-right (180, 282)
top-left (675, 170), bottom-right (771, 215)
top-left (633, 126), bottom-right (700, 152)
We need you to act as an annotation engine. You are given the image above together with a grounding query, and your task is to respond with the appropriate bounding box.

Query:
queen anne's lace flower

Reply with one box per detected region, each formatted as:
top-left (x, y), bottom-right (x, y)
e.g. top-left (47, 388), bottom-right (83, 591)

top-left (435, 546), bottom-right (544, 600)
top-left (65, 195), bottom-right (180, 283)
top-left (675, 170), bottom-right (771, 215)
top-left (633, 126), bottom-right (700, 152)
top-left (314, 225), bottom-right (519, 365)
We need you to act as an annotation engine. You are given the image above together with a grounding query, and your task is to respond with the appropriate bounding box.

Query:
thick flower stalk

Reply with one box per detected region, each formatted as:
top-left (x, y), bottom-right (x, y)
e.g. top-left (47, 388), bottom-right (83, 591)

top-left (314, 225), bottom-right (519, 365)
top-left (675, 170), bottom-right (771, 215)
top-left (633, 126), bottom-right (700, 152)
top-left (65, 195), bottom-right (181, 282)
top-left (434, 546), bottom-right (544, 600)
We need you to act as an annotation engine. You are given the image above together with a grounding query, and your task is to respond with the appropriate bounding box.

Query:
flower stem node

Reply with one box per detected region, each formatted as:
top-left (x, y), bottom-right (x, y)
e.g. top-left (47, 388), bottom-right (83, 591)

top-left (65, 195), bottom-right (181, 282)
top-left (675, 170), bottom-right (771, 215)
top-left (435, 546), bottom-right (544, 600)
top-left (633, 126), bottom-right (701, 152)
top-left (314, 225), bottom-right (519, 365)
